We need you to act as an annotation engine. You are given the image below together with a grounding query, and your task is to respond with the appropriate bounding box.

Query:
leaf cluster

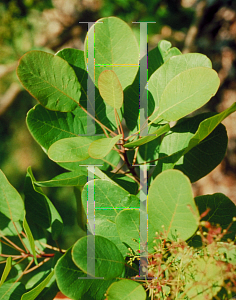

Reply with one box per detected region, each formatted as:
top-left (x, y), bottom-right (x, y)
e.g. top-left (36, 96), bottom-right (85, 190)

top-left (0, 16), bottom-right (236, 300)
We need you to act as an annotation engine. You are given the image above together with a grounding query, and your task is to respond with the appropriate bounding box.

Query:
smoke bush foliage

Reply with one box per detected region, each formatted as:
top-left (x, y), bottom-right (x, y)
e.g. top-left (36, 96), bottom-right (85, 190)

top-left (0, 16), bottom-right (236, 300)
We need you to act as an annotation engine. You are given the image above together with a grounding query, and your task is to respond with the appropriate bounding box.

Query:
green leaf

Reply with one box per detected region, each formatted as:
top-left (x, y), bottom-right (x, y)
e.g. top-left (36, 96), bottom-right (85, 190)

top-left (147, 45), bottom-right (165, 78)
top-left (106, 279), bottom-right (146, 300)
top-left (24, 167), bottom-right (63, 240)
top-left (148, 169), bottom-right (199, 251)
top-left (0, 170), bottom-right (24, 221)
top-left (152, 112), bottom-right (229, 182)
top-left (26, 105), bottom-right (120, 171)
top-left (54, 248), bottom-right (116, 300)
top-left (0, 282), bottom-right (26, 300)
top-left (34, 280), bottom-right (58, 300)
top-left (26, 105), bottom-right (87, 151)
top-left (185, 102), bottom-right (236, 153)
top-left (98, 70), bottom-right (123, 109)
top-left (56, 48), bottom-right (123, 134)
top-left (123, 44), bottom-right (165, 132)
top-left (124, 124), bottom-right (170, 148)
top-left (72, 235), bottom-right (125, 280)
top-left (88, 134), bottom-right (122, 159)
top-left (23, 214), bottom-right (38, 265)
top-left (175, 123), bottom-right (227, 182)
top-left (194, 193), bottom-right (236, 242)
top-left (85, 16), bottom-right (139, 90)
top-left (115, 210), bottom-right (140, 254)
top-left (158, 40), bottom-right (182, 62)
top-left (35, 169), bottom-right (87, 188)
top-left (148, 53), bottom-right (213, 122)
top-left (48, 136), bottom-right (94, 162)
top-left (17, 51), bottom-right (81, 112)
top-left (0, 258), bottom-right (12, 288)
top-left (81, 179), bottom-right (140, 256)
top-left (21, 271), bottom-right (54, 300)
top-left (102, 172), bottom-right (139, 195)
top-left (157, 67), bottom-right (220, 122)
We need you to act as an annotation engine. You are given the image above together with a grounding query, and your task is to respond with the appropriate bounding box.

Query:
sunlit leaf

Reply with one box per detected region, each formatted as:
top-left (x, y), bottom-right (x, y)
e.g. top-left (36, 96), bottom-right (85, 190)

top-left (88, 134), bottom-right (122, 159)
top-left (48, 136), bottom-right (94, 162)
top-left (124, 124), bottom-right (170, 148)
top-left (0, 170), bottom-right (24, 222)
top-left (85, 16), bottom-right (139, 90)
top-left (0, 258), bottom-right (12, 288)
top-left (72, 235), bottom-right (125, 279)
top-left (21, 271), bottom-right (54, 300)
top-left (106, 279), bottom-right (146, 300)
top-left (148, 169), bottom-right (199, 252)
top-left (17, 51), bottom-right (81, 112)
top-left (98, 70), bottom-right (123, 109)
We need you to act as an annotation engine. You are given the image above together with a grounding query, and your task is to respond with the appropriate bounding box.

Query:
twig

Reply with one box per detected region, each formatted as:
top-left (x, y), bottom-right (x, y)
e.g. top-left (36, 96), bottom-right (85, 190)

top-left (0, 238), bottom-right (20, 251)
top-left (77, 102), bottom-right (117, 137)
top-left (182, 0), bottom-right (207, 53)
top-left (12, 221), bottom-right (29, 254)
top-left (114, 108), bottom-right (121, 136)
top-left (0, 254), bottom-right (22, 258)
top-left (115, 108), bottom-right (124, 139)
top-left (23, 257), bottom-right (51, 274)
top-left (0, 83), bottom-right (22, 116)
top-left (39, 241), bottom-right (66, 253)
top-left (0, 233), bottom-right (25, 253)
top-left (132, 147), bottom-right (139, 165)
top-left (0, 62), bottom-right (18, 79)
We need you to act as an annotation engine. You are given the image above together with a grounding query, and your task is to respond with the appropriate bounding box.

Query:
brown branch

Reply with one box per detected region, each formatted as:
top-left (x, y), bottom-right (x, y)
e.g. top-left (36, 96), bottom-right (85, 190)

top-left (182, 0), bottom-right (207, 53)
top-left (0, 63), bottom-right (18, 79)
top-left (0, 83), bottom-right (22, 116)
top-left (0, 233), bottom-right (25, 253)
top-left (23, 257), bottom-right (51, 274)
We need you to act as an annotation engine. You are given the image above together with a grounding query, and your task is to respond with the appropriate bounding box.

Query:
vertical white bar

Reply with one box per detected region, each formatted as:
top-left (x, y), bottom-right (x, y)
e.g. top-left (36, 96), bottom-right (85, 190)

top-left (139, 164), bottom-right (148, 277)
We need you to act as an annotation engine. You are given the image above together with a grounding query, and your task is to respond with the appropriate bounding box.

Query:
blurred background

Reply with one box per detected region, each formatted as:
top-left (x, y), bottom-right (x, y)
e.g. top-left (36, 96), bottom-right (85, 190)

top-left (1, 0), bottom-right (236, 251)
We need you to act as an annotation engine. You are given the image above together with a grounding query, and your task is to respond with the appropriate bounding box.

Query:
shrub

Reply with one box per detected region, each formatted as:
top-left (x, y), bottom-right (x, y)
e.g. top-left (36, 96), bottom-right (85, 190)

top-left (0, 16), bottom-right (236, 300)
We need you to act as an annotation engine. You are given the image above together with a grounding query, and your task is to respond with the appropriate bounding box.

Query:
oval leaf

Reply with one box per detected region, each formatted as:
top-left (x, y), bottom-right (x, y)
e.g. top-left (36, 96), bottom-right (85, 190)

top-left (85, 16), bottom-right (139, 90)
top-left (35, 169), bottom-right (87, 188)
top-left (17, 51), bottom-right (81, 112)
top-left (48, 136), bottom-right (94, 162)
top-left (115, 210), bottom-right (140, 254)
top-left (98, 70), bottom-right (123, 109)
top-left (194, 193), bottom-right (236, 242)
top-left (148, 169), bottom-right (199, 250)
top-left (26, 105), bottom-right (120, 171)
top-left (72, 235), bottom-right (125, 280)
top-left (106, 279), bottom-right (146, 300)
top-left (158, 67), bottom-right (220, 122)
top-left (88, 134), bottom-right (122, 159)
top-left (55, 249), bottom-right (115, 300)
top-left (81, 179), bottom-right (140, 256)
top-left (148, 53), bottom-right (213, 121)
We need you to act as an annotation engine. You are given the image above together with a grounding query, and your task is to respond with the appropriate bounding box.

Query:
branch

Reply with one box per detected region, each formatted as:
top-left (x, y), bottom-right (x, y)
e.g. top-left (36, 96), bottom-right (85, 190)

top-left (182, 0), bottom-right (207, 53)
top-left (0, 83), bottom-right (22, 116)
